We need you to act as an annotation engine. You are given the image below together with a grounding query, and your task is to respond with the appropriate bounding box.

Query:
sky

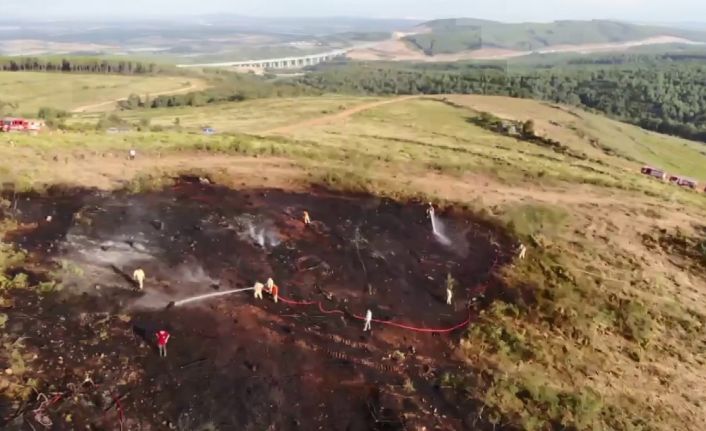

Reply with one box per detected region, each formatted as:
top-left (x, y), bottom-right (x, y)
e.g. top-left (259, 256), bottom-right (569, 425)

top-left (8, 0), bottom-right (706, 23)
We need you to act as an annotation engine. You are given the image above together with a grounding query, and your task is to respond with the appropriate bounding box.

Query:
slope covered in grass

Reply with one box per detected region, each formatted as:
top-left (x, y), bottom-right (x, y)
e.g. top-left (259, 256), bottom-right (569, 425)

top-left (443, 94), bottom-right (706, 181)
top-left (0, 71), bottom-right (202, 114)
top-left (405, 19), bottom-right (706, 54)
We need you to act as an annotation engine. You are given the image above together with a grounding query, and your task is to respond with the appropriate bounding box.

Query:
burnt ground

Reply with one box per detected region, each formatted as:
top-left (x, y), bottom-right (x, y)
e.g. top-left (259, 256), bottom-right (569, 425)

top-left (0, 179), bottom-right (516, 430)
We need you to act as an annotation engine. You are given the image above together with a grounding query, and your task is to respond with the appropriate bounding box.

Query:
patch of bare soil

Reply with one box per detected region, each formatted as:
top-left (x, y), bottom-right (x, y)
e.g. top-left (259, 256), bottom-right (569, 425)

top-left (1, 178), bottom-right (515, 430)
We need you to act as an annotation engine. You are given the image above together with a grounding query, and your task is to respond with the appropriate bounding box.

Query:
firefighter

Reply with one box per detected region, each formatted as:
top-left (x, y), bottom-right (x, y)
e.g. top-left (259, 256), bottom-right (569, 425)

top-left (253, 281), bottom-right (264, 300)
top-left (445, 273), bottom-right (455, 306)
top-left (156, 329), bottom-right (170, 358)
top-left (363, 309), bottom-right (373, 332)
top-left (133, 268), bottom-right (145, 290)
top-left (303, 210), bottom-right (311, 226)
top-left (129, 149), bottom-right (136, 160)
top-left (426, 202), bottom-right (435, 219)
top-left (266, 278), bottom-right (279, 303)
top-left (518, 243), bottom-right (527, 260)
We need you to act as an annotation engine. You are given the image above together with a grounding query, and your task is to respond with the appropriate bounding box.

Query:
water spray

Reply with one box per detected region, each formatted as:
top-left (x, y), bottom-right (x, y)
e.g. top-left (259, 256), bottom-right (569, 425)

top-left (167, 287), bottom-right (255, 308)
top-left (429, 207), bottom-right (452, 246)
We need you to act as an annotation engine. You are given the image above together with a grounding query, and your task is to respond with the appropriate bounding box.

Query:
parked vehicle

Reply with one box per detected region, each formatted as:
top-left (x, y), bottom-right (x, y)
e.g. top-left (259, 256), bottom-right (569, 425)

top-left (1, 117), bottom-right (44, 132)
top-left (640, 166), bottom-right (667, 180)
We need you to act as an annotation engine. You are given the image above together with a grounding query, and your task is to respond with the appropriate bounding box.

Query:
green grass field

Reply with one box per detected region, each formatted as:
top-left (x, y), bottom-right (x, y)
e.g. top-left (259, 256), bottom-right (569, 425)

top-left (75, 95), bottom-right (383, 133)
top-left (0, 72), bottom-right (202, 114)
top-left (1, 85), bottom-right (706, 430)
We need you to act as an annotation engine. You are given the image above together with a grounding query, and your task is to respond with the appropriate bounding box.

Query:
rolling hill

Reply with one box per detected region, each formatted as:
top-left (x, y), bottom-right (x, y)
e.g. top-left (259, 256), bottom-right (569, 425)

top-left (1, 69), bottom-right (705, 430)
top-left (0, 71), bottom-right (205, 114)
top-left (403, 19), bottom-right (706, 55)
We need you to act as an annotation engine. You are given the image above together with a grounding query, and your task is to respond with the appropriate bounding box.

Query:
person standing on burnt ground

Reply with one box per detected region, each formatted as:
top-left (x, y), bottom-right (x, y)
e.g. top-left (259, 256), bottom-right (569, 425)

top-left (303, 210), bottom-right (311, 226)
top-left (445, 273), bottom-right (456, 306)
top-left (265, 277), bottom-right (279, 303)
top-left (363, 309), bottom-right (373, 332)
top-left (253, 281), bottom-right (265, 300)
top-left (426, 202), bottom-right (435, 220)
top-left (133, 268), bottom-right (145, 290)
top-left (156, 329), bottom-right (170, 358)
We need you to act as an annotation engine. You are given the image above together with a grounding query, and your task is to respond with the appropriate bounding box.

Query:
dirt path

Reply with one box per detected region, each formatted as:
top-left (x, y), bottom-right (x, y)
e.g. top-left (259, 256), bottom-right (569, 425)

top-left (263, 96), bottom-right (419, 134)
top-left (71, 81), bottom-right (207, 113)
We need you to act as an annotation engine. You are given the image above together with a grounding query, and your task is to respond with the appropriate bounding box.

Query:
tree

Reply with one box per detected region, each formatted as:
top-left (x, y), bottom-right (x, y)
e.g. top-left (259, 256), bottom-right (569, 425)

top-left (522, 119), bottom-right (536, 138)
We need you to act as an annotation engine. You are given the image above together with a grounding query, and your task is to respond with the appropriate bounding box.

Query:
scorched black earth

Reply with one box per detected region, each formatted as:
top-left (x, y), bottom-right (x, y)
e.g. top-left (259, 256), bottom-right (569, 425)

top-left (0, 179), bottom-right (515, 430)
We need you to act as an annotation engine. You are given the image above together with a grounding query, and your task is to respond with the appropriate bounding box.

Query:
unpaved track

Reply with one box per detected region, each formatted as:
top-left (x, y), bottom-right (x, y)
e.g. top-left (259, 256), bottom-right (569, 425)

top-left (264, 96), bottom-right (419, 134)
top-left (71, 81), bottom-right (206, 113)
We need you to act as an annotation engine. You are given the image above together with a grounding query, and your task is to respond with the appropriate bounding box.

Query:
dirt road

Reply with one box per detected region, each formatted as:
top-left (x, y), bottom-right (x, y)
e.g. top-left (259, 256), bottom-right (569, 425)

top-left (71, 81), bottom-right (207, 113)
top-left (264, 96), bottom-right (419, 134)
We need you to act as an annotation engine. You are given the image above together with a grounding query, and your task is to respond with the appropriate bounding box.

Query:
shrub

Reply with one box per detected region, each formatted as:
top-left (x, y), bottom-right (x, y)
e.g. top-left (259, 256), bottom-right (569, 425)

top-left (617, 299), bottom-right (653, 347)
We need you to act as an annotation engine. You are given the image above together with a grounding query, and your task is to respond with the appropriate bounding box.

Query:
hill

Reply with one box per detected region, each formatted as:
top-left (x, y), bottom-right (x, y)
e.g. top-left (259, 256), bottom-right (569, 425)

top-left (0, 76), bottom-right (705, 430)
top-left (402, 19), bottom-right (706, 56)
top-left (0, 71), bottom-right (205, 115)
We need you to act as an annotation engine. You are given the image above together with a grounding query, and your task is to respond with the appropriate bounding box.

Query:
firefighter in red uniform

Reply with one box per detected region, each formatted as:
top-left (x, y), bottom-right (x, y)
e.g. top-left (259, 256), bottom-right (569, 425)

top-left (156, 330), bottom-right (170, 358)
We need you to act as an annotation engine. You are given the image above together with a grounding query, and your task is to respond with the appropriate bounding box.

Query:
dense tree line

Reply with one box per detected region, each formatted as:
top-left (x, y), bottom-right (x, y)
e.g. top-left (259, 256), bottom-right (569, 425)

top-left (119, 70), bottom-right (317, 110)
top-left (296, 61), bottom-right (706, 143)
top-left (0, 57), bottom-right (168, 74)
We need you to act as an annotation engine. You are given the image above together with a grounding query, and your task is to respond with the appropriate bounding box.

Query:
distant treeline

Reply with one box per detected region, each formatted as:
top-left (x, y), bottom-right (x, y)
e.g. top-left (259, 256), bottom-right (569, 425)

top-left (296, 59), bottom-right (706, 143)
top-left (119, 70), bottom-right (316, 110)
top-left (0, 56), bottom-right (169, 74)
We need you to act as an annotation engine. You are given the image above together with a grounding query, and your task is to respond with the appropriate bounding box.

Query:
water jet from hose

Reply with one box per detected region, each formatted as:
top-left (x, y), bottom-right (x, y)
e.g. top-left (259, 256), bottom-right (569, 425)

top-left (169, 287), bottom-right (255, 308)
top-left (429, 211), bottom-right (452, 246)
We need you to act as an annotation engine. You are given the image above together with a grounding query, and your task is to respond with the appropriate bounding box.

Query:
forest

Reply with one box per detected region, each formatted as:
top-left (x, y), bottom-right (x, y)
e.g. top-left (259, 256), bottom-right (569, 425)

top-left (0, 57), bottom-right (168, 74)
top-left (296, 58), bottom-right (706, 143)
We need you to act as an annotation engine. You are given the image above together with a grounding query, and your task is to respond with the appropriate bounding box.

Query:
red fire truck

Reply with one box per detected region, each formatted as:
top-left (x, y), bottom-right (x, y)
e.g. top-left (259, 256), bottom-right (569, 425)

top-left (640, 166), bottom-right (667, 181)
top-left (1, 118), bottom-right (43, 132)
top-left (667, 175), bottom-right (697, 189)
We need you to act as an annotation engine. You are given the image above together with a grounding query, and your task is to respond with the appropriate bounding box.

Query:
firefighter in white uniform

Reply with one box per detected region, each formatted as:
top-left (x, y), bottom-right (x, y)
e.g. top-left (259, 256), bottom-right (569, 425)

top-left (364, 309), bottom-right (373, 332)
top-left (253, 282), bottom-right (264, 300)
top-left (133, 268), bottom-right (145, 290)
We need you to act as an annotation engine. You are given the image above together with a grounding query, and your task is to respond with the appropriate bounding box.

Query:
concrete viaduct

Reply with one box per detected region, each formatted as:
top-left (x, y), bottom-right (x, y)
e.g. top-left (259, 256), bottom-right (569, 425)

top-left (178, 49), bottom-right (348, 70)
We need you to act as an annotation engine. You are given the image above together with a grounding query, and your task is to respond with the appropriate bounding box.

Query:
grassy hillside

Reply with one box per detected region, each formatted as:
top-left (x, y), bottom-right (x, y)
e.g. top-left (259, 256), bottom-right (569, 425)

top-left (405, 19), bottom-right (706, 55)
top-left (0, 72), bottom-right (203, 114)
top-left (75, 94), bottom-right (706, 183)
top-left (443, 95), bottom-right (706, 181)
top-left (1, 92), bottom-right (705, 430)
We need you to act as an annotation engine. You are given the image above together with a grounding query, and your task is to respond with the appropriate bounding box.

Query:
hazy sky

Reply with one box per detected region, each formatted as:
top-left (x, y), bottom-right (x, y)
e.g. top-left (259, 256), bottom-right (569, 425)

top-left (11, 0), bottom-right (706, 22)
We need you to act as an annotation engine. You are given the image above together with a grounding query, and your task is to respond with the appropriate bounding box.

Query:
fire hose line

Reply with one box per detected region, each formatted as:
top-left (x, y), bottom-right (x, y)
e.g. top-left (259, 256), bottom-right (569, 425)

top-left (279, 294), bottom-right (475, 334)
top-left (110, 393), bottom-right (125, 428)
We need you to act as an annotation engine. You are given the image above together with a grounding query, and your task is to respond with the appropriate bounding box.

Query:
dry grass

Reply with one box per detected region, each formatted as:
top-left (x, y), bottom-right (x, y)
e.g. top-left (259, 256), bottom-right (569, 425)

top-left (0, 71), bottom-right (204, 114)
